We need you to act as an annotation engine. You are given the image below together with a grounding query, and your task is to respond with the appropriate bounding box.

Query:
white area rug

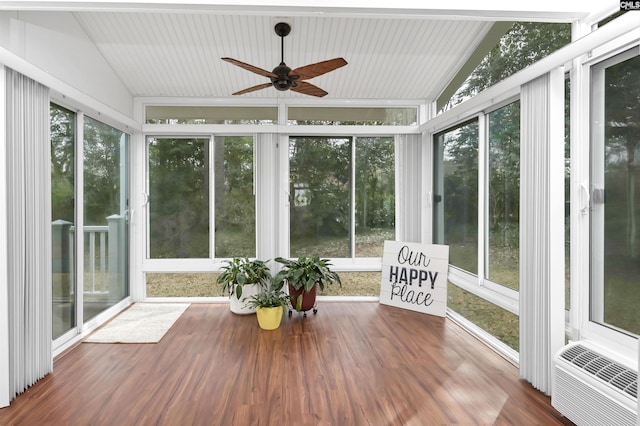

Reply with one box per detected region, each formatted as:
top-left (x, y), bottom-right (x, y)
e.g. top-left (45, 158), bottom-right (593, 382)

top-left (84, 303), bottom-right (190, 343)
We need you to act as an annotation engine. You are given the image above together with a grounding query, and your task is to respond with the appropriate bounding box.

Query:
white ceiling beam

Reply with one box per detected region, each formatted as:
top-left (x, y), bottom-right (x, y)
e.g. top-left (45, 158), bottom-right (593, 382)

top-left (0, 0), bottom-right (616, 21)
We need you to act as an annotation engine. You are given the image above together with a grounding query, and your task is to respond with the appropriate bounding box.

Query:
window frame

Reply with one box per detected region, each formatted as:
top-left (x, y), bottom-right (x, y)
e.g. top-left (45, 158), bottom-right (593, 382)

top-left (145, 135), bottom-right (213, 261)
top-left (484, 100), bottom-right (521, 293)
top-left (432, 102), bottom-right (521, 317)
top-left (143, 133), bottom-right (258, 272)
top-left (286, 134), bottom-right (396, 264)
top-left (581, 46), bottom-right (640, 356)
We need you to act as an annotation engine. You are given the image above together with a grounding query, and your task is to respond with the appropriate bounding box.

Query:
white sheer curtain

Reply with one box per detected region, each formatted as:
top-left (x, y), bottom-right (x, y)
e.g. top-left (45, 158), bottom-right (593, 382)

top-left (5, 68), bottom-right (52, 401)
top-left (395, 133), bottom-right (422, 242)
top-left (519, 68), bottom-right (565, 395)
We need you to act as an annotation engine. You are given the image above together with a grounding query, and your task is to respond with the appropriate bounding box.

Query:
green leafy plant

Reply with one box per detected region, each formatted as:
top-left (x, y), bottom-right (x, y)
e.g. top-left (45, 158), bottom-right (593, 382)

top-left (216, 257), bottom-right (271, 300)
top-left (274, 256), bottom-right (341, 291)
top-left (243, 279), bottom-right (290, 309)
top-left (274, 256), bottom-right (341, 312)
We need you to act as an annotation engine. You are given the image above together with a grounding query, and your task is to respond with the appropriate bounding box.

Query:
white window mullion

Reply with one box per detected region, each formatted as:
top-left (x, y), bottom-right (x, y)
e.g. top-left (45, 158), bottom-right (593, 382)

top-left (76, 112), bottom-right (85, 330)
top-left (127, 132), bottom-right (145, 302)
top-left (131, 99), bottom-right (146, 302)
top-left (209, 135), bottom-right (215, 259)
top-left (278, 100), bottom-right (287, 126)
top-left (421, 131), bottom-right (433, 244)
top-left (278, 134), bottom-right (290, 258)
top-left (144, 137), bottom-right (151, 264)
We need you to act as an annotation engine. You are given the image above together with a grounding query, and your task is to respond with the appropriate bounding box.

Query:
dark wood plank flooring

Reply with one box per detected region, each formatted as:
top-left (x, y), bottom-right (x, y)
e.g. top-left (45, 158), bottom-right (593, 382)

top-left (0, 303), bottom-right (574, 425)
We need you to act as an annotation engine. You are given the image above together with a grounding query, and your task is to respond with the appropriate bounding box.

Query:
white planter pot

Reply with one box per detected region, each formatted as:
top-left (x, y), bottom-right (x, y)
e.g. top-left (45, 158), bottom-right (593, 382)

top-left (229, 283), bottom-right (260, 314)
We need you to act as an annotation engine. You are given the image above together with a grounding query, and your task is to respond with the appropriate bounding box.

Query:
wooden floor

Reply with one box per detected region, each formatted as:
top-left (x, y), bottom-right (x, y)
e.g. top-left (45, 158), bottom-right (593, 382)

top-left (0, 302), bottom-right (574, 425)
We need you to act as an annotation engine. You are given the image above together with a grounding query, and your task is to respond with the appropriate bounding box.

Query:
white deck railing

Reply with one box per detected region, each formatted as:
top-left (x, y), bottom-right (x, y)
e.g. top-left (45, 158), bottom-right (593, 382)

top-left (82, 225), bottom-right (109, 294)
top-left (52, 215), bottom-right (124, 297)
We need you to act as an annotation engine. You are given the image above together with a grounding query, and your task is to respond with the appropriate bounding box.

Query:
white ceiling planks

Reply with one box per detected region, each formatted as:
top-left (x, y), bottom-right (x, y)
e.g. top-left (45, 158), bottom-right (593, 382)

top-left (73, 11), bottom-right (497, 100)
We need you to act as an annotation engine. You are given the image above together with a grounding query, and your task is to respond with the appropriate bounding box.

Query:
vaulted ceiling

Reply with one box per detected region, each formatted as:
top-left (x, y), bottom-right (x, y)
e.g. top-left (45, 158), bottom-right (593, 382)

top-left (74, 12), bottom-right (496, 101)
top-left (4, 1), bottom-right (606, 102)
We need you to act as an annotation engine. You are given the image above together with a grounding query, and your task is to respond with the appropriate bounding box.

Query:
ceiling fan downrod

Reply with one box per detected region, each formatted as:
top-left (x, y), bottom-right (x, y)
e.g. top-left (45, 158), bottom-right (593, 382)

top-left (272, 22), bottom-right (294, 91)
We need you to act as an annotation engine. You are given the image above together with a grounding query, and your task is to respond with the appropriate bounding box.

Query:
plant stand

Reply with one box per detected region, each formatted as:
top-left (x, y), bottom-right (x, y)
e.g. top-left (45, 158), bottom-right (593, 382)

top-left (288, 304), bottom-right (318, 317)
top-left (288, 283), bottom-right (318, 317)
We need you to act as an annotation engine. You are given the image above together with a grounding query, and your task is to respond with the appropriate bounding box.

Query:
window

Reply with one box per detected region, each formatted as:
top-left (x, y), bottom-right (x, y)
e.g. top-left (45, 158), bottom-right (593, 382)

top-left (487, 102), bottom-right (520, 290)
top-left (590, 49), bottom-right (640, 337)
top-left (434, 114), bottom-right (520, 351)
top-left (51, 104), bottom-right (76, 339)
top-left (444, 22), bottom-right (571, 111)
top-left (433, 121), bottom-right (479, 274)
top-left (147, 135), bottom-right (255, 259)
top-left (146, 106), bottom-right (277, 124)
top-left (289, 136), bottom-right (395, 258)
top-left (83, 116), bottom-right (129, 322)
top-left (355, 137), bottom-right (396, 257)
top-left (148, 137), bottom-right (210, 258)
top-left (146, 273), bottom-right (219, 297)
top-left (448, 283), bottom-right (519, 351)
top-left (288, 107), bottom-right (417, 125)
top-left (214, 136), bottom-right (256, 258)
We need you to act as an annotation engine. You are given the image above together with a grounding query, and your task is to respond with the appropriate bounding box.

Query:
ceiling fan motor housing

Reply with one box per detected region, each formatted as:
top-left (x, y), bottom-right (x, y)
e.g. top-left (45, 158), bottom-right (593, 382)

top-left (271, 63), bottom-right (295, 91)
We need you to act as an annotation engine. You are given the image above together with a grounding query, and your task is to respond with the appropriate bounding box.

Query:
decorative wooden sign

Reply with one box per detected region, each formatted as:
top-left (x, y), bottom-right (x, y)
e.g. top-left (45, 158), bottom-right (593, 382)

top-left (379, 241), bottom-right (449, 317)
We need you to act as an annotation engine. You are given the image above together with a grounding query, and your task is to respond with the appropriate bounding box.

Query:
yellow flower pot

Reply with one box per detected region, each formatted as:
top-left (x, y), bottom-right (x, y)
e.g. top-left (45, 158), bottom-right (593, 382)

top-left (256, 306), bottom-right (284, 330)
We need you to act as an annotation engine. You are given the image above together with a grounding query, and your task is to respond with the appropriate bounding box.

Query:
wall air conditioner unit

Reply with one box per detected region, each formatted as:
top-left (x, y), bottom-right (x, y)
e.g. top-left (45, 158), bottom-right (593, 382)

top-left (552, 341), bottom-right (638, 426)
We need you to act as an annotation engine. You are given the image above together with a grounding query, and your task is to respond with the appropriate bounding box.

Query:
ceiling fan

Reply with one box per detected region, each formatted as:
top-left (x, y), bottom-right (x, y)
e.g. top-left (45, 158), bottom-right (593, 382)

top-left (222, 22), bottom-right (347, 97)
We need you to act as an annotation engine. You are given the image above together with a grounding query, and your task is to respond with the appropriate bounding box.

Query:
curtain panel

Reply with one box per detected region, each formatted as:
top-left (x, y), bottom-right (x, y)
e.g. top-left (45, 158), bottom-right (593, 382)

top-left (519, 68), bottom-right (566, 395)
top-left (5, 68), bottom-right (52, 401)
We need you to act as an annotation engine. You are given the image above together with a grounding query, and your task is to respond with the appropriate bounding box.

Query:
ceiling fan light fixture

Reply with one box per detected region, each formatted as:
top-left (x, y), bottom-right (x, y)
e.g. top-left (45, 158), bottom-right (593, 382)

top-left (273, 78), bottom-right (292, 91)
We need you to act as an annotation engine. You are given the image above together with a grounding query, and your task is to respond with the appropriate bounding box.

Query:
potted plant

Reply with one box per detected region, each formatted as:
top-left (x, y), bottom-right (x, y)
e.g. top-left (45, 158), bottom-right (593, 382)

top-left (273, 256), bottom-right (341, 316)
top-left (217, 257), bottom-right (271, 314)
top-left (244, 279), bottom-right (290, 330)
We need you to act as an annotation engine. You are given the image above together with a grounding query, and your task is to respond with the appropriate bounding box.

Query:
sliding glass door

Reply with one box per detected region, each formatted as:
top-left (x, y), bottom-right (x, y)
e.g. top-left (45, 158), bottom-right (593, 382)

top-left (83, 117), bottom-right (129, 322)
top-left (51, 104), bottom-right (76, 339)
top-left (51, 105), bottom-right (130, 343)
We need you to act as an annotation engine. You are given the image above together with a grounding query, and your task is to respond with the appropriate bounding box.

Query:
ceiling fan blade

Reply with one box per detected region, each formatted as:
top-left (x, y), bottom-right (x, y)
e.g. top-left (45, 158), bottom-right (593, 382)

top-left (222, 57), bottom-right (277, 78)
top-left (232, 83), bottom-right (273, 96)
top-left (291, 81), bottom-right (328, 97)
top-left (291, 58), bottom-right (347, 80)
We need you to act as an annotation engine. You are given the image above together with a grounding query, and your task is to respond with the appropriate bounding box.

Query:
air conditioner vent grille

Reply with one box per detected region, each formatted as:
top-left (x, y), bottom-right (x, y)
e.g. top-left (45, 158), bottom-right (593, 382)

top-left (584, 356), bottom-right (610, 375)
top-left (559, 344), bottom-right (637, 399)
top-left (598, 363), bottom-right (626, 382)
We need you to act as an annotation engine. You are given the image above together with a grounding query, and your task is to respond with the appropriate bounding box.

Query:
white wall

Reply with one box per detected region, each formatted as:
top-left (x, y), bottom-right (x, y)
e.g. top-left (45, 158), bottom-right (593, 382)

top-left (0, 11), bottom-right (133, 117)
